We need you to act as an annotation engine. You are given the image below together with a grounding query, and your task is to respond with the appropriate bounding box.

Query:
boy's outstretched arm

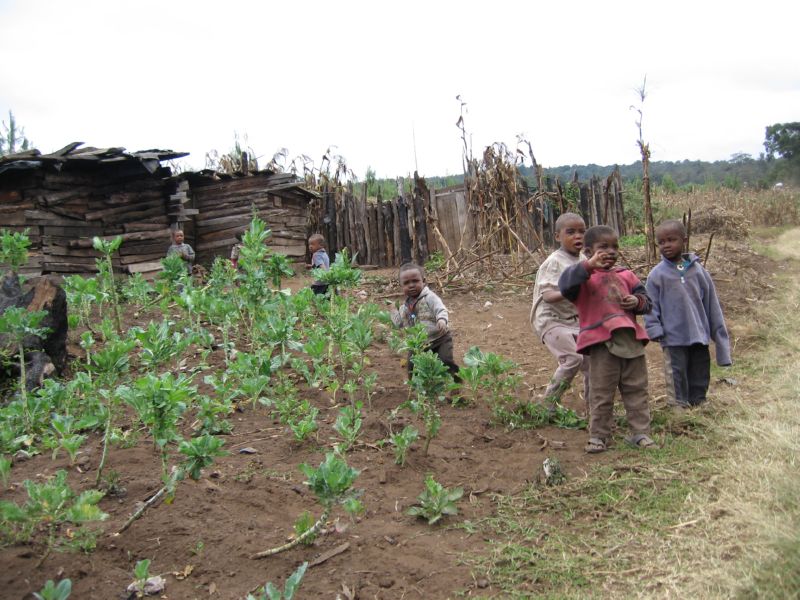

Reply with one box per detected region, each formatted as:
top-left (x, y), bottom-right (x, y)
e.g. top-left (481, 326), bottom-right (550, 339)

top-left (558, 262), bottom-right (590, 302)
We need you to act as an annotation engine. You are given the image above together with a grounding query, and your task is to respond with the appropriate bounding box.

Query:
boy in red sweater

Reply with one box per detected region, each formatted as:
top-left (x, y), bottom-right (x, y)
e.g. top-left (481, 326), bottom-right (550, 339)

top-left (558, 225), bottom-right (656, 453)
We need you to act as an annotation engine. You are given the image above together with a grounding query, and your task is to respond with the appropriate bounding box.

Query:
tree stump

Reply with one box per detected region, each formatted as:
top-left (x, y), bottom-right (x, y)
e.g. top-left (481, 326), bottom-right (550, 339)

top-left (0, 274), bottom-right (68, 395)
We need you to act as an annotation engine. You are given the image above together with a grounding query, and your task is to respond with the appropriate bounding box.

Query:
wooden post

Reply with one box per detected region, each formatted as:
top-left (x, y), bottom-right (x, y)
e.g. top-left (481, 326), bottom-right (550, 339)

top-left (375, 193), bottom-right (386, 266)
top-left (639, 141), bottom-right (657, 264)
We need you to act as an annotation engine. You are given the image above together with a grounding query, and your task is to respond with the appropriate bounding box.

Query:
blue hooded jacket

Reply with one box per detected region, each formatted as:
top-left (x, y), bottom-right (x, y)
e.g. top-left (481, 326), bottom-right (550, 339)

top-left (644, 253), bottom-right (731, 365)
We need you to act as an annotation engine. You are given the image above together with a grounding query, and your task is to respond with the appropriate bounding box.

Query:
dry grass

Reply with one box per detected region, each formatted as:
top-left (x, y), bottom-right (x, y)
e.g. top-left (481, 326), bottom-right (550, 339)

top-left (619, 232), bottom-right (800, 599)
top-left (654, 187), bottom-right (800, 234)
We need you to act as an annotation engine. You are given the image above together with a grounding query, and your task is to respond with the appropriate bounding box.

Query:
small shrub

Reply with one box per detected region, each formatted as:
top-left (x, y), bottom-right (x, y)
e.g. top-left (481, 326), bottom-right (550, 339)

top-left (407, 474), bottom-right (463, 525)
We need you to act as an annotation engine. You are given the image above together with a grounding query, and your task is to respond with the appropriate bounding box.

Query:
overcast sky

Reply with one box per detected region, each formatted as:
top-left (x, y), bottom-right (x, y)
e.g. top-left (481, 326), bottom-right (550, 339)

top-left (1, 0), bottom-right (797, 179)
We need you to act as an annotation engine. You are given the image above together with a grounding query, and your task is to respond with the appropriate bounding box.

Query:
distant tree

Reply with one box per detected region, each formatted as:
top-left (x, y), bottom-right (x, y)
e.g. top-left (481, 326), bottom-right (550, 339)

top-left (729, 152), bottom-right (754, 164)
top-left (0, 111), bottom-right (33, 157)
top-left (765, 122), bottom-right (800, 183)
top-left (660, 173), bottom-right (678, 193)
top-left (764, 122), bottom-right (800, 160)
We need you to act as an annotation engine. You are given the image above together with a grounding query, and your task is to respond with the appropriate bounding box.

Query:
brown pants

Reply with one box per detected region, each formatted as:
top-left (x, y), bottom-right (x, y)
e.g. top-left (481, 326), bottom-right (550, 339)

top-left (587, 344), bottom-right (651, 441)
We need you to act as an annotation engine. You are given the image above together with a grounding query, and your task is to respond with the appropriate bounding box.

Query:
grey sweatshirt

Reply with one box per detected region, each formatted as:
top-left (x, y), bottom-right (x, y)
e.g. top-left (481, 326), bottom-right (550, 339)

top-left (644, 253), bottom-right (731, 365)
top-left (391, 286), bottom-right (449, 342)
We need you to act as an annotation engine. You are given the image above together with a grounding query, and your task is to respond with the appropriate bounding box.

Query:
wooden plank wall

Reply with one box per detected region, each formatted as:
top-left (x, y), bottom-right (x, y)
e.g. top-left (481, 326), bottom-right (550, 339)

top-left (0, 166), bottom-right (172, 274)
top-left (189, 175), bottom-right (310, 264)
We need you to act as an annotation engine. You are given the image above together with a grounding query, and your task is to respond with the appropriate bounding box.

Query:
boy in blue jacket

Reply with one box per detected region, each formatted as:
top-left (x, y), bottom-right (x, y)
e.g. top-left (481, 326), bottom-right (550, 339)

top-left (645, 220), bottom-right (731, 408)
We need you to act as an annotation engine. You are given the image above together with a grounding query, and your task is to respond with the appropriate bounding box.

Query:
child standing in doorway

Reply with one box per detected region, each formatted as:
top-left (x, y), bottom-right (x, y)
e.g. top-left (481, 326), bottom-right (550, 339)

top-left (645, 220), bottom-right (731, 408)
top-left (391, 262), bottom-right (459, 380)
top-left (530, 212), bottom-right (590, 414)
top-left (167, 229), bottom-right (195, 272)
top-left (307, 233), bottom-right (330, 295)
top-left (559, 225), bottom-right (656, 453)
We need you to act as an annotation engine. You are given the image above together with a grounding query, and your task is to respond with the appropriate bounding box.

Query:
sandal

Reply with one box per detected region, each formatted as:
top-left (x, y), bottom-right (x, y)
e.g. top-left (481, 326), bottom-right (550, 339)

top-left (584, 437), bottom-right (606, 454)
top-left (625, 434), bottom-right (658, 450)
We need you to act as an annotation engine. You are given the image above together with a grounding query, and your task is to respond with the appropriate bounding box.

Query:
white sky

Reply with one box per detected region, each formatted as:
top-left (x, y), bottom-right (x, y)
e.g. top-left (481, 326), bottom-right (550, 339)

top-left (1, 0), bottom-right (798, 179)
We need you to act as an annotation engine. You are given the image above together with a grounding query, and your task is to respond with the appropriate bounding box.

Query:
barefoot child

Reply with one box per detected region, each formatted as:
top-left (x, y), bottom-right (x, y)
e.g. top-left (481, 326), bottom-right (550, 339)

top-left (530, 212), bottom-right (590, 413)
top-left (307, 233), bottom-right (330, 295)
top-left (167, 229), bottom-right (195, 272)
top-left (559, 225), bottom-right (656, 453)
top-left (391, 262), bottom-right (459, 379)
top-left (645, 220), bottom-right (731, 408)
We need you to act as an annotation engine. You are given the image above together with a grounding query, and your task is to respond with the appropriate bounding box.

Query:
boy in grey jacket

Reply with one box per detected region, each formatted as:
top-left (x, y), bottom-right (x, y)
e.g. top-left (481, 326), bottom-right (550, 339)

top-left (645, 220), bottom-right (731, 408)
top-left (391, 262), bottom-right (459, 379)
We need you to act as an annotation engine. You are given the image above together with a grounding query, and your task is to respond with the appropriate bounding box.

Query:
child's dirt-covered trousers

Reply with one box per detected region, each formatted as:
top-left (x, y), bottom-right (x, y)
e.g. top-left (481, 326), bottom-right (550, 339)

top-left (587, 344), bottom-right (651, 441)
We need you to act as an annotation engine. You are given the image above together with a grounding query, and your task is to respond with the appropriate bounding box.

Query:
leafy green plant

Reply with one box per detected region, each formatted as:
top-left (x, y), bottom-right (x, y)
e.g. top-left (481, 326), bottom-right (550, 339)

top-left (407, 351), bottom-right (454, 454)
top-left (0, 470), bottom-right (107, 559)
top-left (312, 247), bottom-right (362, 298)
top-left (424, 250), bottom-right (446, 274)
top-left (133, 320), bottom-right (192, 371)
top-left (407, 474), bottom-right (463, 525)
top-left (333, 402), bottom-right (363, 452)
top-left (89, 337), bottom-right (136, 386)
top-left (132, 559), bottom-right (151, 596)
top-left (50, 415), bottom-right (86, 464)
top-left (390, 425), bottom-right (419, 466)
top-left (457, 364), bottom-right (482, 405)
top-left (158, 252), bottom-right (190, 292)
top-left (33, 578), bottom-right (72, 600)
top-left (265, 254), bottom-right (294, 288)
top-left (178, 434), bottom-right (227, 480)
top-left (0, 307), bottom-right (50, 412)
top-left (288, 406), bottom-right (318, 442)
top-left (0, 455), bottom-right (11, 488)
top-left (63, 275), bottom-right (101, 333)
top-left (92, 236), bottom-right (123, 335)
top-left (550, 404), bottom-right (587, 430)
top-left (246, 562), bottom-right (308, 600)
top-left (251, 453), bottom-right (359, 558)
top-left (292, 511), bottom-right (317, 546)
top-left (121, 272), bottom-right (155, 307)
top-left (462, 346), bottom-right (522, 426)
top-left (0, 228), bottom-right (31, 273)
top-left (194, 395), bottom-right (232, 435)
top-left (119, 373), bottom-right (193, 478)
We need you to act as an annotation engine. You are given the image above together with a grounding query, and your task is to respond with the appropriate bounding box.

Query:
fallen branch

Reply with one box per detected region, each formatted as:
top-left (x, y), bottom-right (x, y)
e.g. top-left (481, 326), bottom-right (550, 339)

top-left (116, 484), bottom-right (170, 535)
top-left (251, 507), bottom-right (330, 559)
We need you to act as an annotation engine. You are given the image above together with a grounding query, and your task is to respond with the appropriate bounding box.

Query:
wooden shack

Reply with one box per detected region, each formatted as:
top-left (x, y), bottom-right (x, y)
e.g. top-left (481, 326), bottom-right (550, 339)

top-left (0, 143), bottom-right (187, 275)
top-left (0, 144), bottom-right (319, 275)
top-left (184, 170), bottom-right (319, 265)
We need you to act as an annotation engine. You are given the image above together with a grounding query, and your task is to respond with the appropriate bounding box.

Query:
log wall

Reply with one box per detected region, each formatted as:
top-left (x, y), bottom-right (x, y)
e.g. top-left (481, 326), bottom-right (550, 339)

top-left (0, 165), bottom-right (173, 275)
top-left (188, 173), bottom-right (312, 264)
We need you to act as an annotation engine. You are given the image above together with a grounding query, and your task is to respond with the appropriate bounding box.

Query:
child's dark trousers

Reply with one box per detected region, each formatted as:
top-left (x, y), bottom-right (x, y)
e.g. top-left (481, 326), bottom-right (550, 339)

top-left (407, 332), bottom-right (460, 381)
top-left (662, 344), bottom-right (711, 407)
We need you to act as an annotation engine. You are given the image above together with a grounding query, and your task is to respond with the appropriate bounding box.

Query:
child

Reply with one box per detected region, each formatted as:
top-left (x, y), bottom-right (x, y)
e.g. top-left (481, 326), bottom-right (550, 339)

top-left (391, 262), bottom-right (459, 379)
top-left (229, 231), bottom-right (244, 269)
top-left (645, 220), bottom-right (731, 408)
top-left (559, 225), bottom-right (656, 453)
top-left (307, 233), bottom-right (330, 295)
top-left (530, 212), bottom-right (590, 412)
top-left (167, 229), bottom-right (195, 272)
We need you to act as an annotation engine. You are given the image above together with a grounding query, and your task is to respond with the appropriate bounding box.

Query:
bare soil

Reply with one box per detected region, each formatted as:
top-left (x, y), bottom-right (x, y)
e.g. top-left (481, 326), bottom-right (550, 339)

top-left (0, 234), bottom-right (787, 599)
